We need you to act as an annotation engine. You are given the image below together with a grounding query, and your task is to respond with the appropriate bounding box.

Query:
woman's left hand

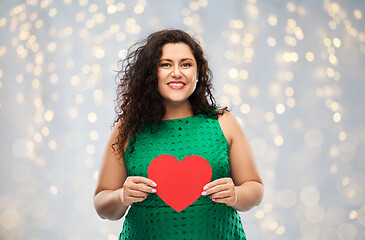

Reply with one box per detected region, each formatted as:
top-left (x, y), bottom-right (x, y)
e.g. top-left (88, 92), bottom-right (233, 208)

top-left (201, 178), bottom-right (237, 206)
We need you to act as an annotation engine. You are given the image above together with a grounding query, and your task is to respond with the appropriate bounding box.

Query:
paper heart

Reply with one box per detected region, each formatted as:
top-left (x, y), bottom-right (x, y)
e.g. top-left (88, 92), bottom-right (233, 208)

top-left (147, 154), bottom-right (212, 212)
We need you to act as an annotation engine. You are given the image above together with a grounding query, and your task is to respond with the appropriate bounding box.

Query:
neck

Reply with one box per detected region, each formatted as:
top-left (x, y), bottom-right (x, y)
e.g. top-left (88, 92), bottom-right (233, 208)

top-left (162, 101), bottom-right (193, 120)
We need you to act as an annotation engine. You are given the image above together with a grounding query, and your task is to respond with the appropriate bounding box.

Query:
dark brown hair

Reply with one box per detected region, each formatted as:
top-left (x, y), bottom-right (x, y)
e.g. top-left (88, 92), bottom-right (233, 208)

top-left (113, 29), bottom-right (225, 159)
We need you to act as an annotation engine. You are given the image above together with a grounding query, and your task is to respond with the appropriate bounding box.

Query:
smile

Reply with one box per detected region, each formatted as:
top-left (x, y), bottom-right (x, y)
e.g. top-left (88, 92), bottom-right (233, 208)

top-left (168, 82), bottom-right (185, 89)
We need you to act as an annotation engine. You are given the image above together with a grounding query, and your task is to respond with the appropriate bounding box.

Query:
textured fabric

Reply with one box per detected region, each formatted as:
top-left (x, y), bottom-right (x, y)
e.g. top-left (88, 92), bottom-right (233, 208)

top-left (120, 113), bottom-right (247, 240)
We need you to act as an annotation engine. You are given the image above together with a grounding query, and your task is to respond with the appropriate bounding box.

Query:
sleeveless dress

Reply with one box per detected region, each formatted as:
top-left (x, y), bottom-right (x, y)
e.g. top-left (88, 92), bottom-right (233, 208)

top-left (120, 113), bottom-right (247, 240)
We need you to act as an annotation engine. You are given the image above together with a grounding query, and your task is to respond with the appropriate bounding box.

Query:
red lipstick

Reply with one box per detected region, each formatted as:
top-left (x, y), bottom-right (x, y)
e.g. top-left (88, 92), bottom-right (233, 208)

top-left (167, 81), bottom-right (186, 90)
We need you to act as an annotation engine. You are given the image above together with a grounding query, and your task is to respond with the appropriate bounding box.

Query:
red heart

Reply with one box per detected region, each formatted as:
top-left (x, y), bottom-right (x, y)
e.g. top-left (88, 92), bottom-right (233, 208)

top-left (148, 155), bottom-right (212, 212)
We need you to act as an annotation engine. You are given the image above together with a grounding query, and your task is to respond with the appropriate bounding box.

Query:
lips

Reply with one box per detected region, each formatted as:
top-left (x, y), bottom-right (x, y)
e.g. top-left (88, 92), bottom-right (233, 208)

top-left (167, 81), bottom-right (186, 89)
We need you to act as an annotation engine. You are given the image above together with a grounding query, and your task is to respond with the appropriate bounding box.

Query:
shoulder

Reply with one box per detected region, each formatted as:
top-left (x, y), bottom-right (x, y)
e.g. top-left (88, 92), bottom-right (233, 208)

top-left (217, 110), bottom-right (243, 146)
top-left (217, 109), bottom-right (239, 126)
top-left (111, 119), bottom-right (130, 154)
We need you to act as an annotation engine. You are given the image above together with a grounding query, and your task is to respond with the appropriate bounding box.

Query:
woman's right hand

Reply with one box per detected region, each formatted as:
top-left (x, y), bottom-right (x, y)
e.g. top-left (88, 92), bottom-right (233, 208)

top-left (120, 176), bottom-right (157, 206)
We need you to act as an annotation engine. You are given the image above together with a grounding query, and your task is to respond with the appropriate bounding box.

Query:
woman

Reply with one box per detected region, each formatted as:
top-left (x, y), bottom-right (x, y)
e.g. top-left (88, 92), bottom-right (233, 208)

top-left (94, 29), bottom-right (263, 239)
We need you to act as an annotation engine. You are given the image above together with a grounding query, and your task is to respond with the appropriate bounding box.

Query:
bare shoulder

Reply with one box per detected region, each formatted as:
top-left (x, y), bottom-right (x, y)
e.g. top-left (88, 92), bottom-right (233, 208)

top-left (217, 110), bottom-right (243, 146)
top-left (217, 110), bottom-right (242, 130)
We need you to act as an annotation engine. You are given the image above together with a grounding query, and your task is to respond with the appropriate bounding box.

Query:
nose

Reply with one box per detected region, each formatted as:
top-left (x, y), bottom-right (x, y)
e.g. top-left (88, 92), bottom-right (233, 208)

top-left (171, 65), bottom-right (182, 79)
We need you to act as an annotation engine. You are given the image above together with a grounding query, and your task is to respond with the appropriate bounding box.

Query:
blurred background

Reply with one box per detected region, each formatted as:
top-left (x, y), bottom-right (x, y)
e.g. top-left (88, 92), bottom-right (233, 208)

top-left (1, 0), bottom-right (365, 239)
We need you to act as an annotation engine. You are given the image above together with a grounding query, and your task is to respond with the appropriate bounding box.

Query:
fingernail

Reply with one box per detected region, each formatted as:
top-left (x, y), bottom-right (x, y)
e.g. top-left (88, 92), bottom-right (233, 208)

top-left (212, 198), bottom-right (215, 201)
top-left (144, 196), bottom-right (147, 199)
top-left (203, 186), bottom-right (208, 190)
top-left (152, 182), bottom-right (157, 187)
top-left (152, 189), bottom-right (156, 193)
top-left (201, 191), bottom-right (207, 196)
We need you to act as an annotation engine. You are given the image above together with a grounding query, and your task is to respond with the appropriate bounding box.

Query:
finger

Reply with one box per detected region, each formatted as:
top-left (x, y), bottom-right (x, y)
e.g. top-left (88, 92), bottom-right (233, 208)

top-left (211, 196), bottom-right (234, 204)
top-left (127, 183), bottom-right (156, 194)
top-left (203, 184), bottom-right (230, 196)
top-left (209, 190), bottom-right (232, 199)
top-left (203, 178), bottom-right (232, 190)
top-left (130, 176), bottom-right (157, 187)
top-left (126, 189), bottom-right (150, 198)
top-left (120, 190), bottom-right (147, 206)
top-left (124, 177), bottom-right (157, 193)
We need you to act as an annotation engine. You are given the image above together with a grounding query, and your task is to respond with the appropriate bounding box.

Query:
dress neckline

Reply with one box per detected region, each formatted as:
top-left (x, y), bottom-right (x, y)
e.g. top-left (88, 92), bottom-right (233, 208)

top-left (160, 114), bottom-right (196, 122)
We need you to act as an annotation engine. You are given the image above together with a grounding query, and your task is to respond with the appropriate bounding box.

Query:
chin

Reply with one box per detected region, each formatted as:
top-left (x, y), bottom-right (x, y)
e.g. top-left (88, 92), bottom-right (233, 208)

top-left (164, 98), bottom-right (189, 105)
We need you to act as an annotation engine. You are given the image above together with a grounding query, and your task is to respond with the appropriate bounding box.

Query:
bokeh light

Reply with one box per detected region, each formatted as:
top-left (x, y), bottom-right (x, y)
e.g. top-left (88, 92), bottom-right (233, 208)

top-left (0, 0), bottom-right (365, 239)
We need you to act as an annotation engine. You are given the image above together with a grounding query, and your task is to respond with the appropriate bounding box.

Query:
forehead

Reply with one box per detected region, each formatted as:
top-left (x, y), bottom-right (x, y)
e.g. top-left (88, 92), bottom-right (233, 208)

top-left (160, 42), bottom-right (194, 59)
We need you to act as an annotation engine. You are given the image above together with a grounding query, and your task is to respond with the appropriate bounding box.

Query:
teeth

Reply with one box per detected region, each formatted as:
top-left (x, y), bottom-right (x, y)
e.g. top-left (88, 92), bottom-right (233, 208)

top-left (168, 83), bottom-right (184, 87)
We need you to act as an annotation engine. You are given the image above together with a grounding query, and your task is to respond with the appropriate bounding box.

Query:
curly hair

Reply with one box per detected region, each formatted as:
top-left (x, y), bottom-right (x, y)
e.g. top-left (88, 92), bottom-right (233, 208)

top-left (112, 29), bottom-right (226, 159)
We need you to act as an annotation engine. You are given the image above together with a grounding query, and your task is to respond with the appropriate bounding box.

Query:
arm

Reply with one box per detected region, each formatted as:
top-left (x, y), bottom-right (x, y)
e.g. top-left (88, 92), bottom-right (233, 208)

top-left (203, 111), bottom-right (263, 211)
top-left (93, 122), bottom-right (129, 220)
top-left (93, 122), bottom-right (156, 220)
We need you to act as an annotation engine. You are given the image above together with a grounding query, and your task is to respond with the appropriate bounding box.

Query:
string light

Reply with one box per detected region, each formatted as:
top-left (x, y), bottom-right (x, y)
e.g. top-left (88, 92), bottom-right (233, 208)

top-left (0, 1), bottom-right (364, 239)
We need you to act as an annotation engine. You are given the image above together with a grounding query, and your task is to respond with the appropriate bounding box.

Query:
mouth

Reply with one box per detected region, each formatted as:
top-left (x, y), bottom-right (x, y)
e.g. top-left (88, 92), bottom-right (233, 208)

top-left (167, 81), bottom-right (186, 89)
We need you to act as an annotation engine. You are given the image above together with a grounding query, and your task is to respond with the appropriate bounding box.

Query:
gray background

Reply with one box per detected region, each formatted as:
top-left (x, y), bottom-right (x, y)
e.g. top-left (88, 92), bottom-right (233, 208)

top-left (0, 0), bottom-right (365, 239)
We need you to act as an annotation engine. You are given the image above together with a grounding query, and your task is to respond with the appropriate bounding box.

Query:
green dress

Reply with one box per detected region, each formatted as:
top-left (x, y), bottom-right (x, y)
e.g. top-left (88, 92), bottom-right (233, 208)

top-left (120, 113), bottom-right (247, 240)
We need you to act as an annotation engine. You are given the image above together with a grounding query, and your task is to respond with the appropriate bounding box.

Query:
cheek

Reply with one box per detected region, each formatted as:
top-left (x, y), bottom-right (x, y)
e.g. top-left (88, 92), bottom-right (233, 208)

top-left (186, 70), bottom-right (197, 82)
top-left (158, 69), bottom-right (170, 81)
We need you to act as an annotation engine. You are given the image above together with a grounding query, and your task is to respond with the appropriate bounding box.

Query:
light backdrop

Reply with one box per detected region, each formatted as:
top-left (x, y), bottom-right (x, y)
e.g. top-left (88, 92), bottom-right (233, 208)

top-left (0, 0), bottom-right (365, 239)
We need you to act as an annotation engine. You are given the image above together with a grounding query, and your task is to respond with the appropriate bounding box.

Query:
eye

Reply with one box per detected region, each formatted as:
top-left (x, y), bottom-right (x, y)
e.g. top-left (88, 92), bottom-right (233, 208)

top-left (181, 62), bottom-right (192, 67)
top-left (160, 63), bottom-right (171, 67)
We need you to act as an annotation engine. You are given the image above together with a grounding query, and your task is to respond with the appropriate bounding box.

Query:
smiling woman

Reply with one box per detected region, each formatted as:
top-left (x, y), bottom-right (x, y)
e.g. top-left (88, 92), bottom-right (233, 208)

top-left (110, 29), bottom-right (220, 157)
top-left (93, 29), bottom-right (263, 240)
top-left (158, 42), bottom-right (198, 116)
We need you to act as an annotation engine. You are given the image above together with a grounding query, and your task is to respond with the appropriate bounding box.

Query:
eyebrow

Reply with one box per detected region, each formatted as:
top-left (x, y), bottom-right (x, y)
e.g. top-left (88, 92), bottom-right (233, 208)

top-left (160, 58), bottom-right (195, 62)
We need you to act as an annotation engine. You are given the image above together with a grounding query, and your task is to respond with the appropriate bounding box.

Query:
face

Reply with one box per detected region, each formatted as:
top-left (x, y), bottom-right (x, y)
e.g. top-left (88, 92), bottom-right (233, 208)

top-left (157, 42), bottom-right (198, 107)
